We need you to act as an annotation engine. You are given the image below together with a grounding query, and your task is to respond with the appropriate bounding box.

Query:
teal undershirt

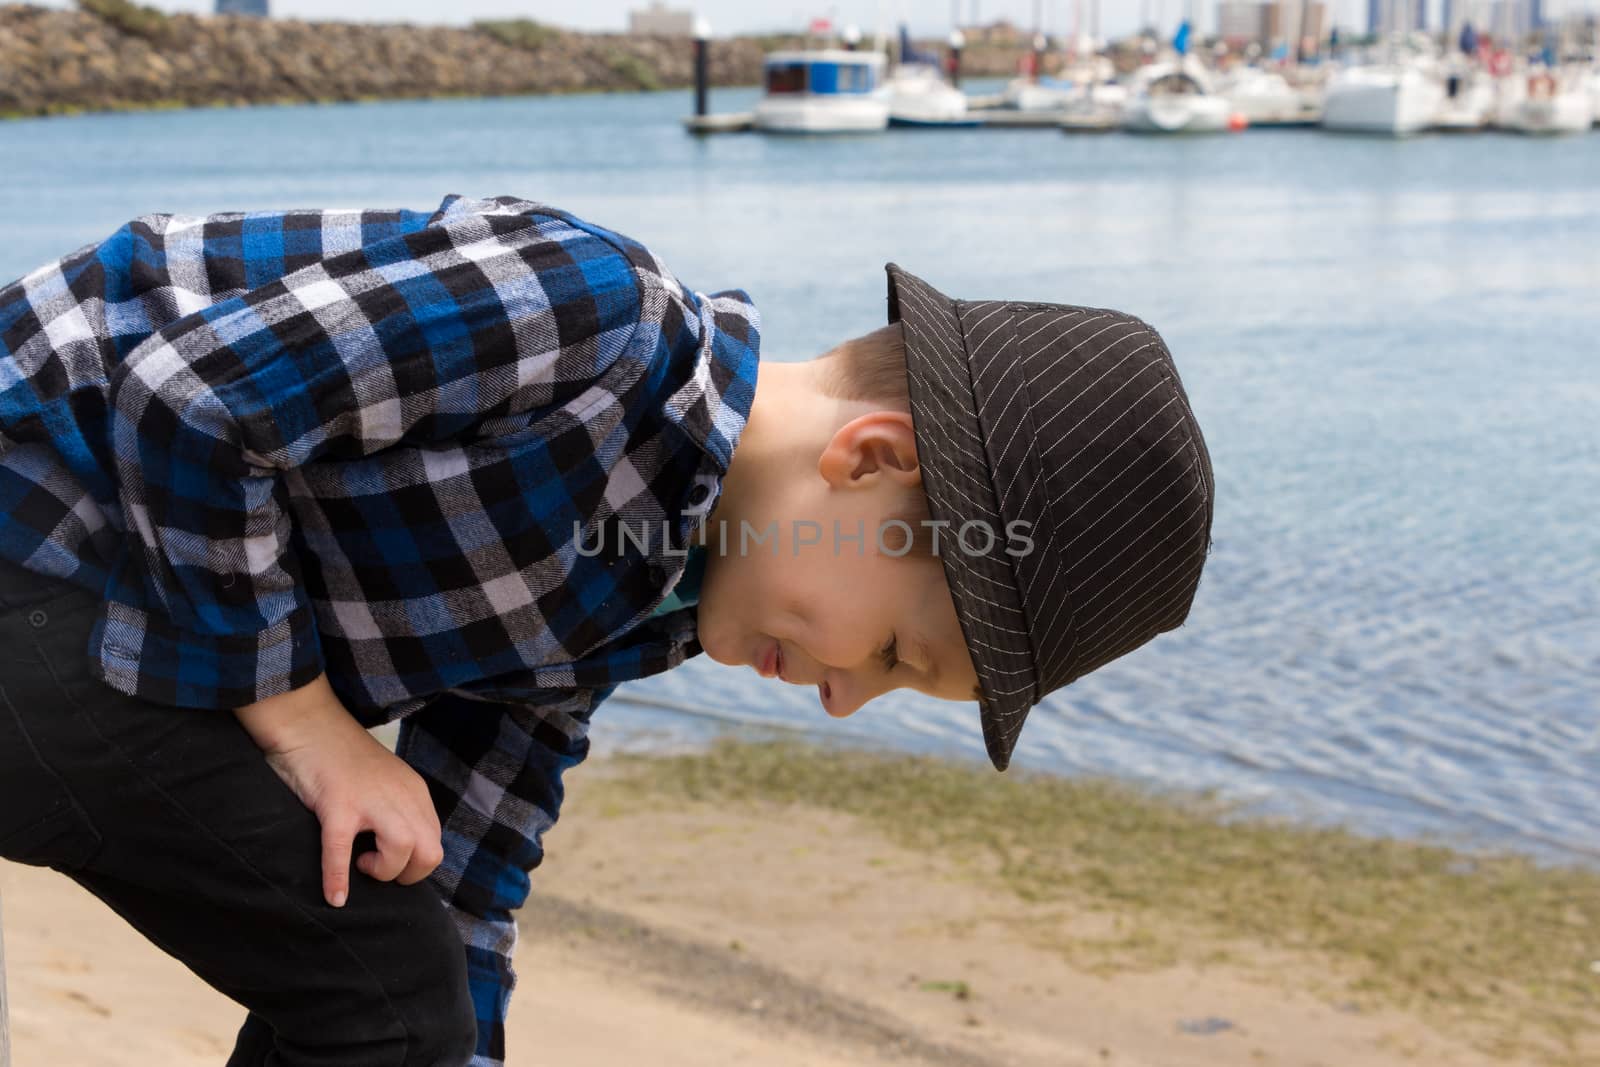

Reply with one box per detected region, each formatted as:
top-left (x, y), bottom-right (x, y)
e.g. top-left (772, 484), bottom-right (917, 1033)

top-left (650, 545), bottom-right (708, 617)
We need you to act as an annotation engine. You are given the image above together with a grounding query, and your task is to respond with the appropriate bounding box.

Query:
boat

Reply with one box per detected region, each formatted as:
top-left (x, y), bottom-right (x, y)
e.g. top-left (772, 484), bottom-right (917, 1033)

top-left (1220, 66), bottom-right (1310, 125)
top-left (1496, 68), bottom-right (1594, 135)
top-left (1121, 15), bottom-right (1231, 134)
top-left (1321, 64), bottom-right (1443, 135)
top-left (1433, 65), bottom-right (1494, 131)
top-left (886, 26), bottom-right (975, 127)
top-left (887, 64), bottom-right (980, 126)
top-left (1122, 58), bottom-right (1232, 133)
top-left (753, 50), bottom-right (890, 133)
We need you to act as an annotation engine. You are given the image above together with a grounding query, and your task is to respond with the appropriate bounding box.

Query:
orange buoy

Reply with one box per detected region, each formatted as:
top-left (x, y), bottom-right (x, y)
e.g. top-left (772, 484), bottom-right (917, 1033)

top-left (1228, 112), bottom-right (1249, 132)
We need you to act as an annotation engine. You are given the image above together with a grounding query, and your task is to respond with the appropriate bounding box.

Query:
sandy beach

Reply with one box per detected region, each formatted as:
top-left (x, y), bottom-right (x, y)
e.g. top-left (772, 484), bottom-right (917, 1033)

top-left (2, 743), bottom-right (1592, 1067)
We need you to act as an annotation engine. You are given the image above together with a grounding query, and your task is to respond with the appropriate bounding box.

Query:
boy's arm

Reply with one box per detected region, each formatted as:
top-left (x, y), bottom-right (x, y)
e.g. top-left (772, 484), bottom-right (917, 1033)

top-left (395, 685), bottom-right (610, 1067)
top-left (98, 204), bottom-right (646, 711)
top-left (235, 671), bottom-right (444, 908)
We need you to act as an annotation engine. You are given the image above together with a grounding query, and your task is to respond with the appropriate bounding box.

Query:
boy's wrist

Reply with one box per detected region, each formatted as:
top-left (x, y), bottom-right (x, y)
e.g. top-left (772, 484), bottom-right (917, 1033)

top-left (233, 672), bottom-right (350, 754)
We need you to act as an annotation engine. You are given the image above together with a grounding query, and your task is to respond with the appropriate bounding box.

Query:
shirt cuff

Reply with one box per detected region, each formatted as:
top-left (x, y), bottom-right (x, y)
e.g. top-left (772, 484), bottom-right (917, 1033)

top-left (88, 596), bottom-right (325, 710)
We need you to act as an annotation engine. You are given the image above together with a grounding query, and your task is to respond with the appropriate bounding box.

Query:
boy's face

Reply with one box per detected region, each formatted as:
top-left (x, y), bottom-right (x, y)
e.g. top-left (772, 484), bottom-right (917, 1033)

top-left (696, 411), bottom-right (980, 718)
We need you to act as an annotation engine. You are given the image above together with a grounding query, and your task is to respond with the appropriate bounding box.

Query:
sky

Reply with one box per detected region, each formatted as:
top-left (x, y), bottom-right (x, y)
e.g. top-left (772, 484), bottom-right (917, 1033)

top-left (25, 1), bottom-right (1591, 39)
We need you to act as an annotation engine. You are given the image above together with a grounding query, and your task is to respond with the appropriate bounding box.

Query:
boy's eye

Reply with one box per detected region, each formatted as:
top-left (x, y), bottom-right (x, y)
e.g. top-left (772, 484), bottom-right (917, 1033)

top-left (879, 634), bottom-right (899, 672)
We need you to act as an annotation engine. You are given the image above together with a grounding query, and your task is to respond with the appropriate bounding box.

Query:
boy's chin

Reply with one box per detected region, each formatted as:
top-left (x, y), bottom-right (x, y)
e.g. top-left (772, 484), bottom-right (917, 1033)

top-left (693, 611), bottom-right (739, 667)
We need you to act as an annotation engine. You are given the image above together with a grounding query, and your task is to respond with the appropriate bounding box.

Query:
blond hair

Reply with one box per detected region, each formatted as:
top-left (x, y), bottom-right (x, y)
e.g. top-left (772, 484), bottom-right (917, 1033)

top-left (816, 323), bottom-right (910, 408)
top-left (816, 323), bottom-right (936, 556)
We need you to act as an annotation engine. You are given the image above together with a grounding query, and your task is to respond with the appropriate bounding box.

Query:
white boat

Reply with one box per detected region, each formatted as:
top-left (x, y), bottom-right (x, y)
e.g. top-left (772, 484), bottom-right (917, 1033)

top-left (886, 62), bottom-right (974, 126)
top-left (1433, 65), bottom-right (1495, 131)
top-left (1220, 66), bottom-right (1308, 125)
top-left (1061, 80), bottom-right (1128, 126)
top-left (1497, 69), bottom-right (1593, 135)
top-left (753, 50), bottom-right (890, 133)
top-left (1589, 68), bottom-right (1600, 126)
top-left (1121, 58), bottom-right (1232, 134)
top-left (1321, 64), bottom-right (1443, 136)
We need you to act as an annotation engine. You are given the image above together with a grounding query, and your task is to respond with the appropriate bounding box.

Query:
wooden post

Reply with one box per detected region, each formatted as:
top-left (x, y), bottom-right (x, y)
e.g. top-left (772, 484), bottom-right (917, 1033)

top-left (692, 18), bottom-right (711, 118)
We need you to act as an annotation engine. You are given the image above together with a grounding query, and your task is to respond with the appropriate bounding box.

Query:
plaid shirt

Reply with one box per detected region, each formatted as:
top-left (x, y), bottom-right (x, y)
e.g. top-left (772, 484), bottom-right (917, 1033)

top-left (0, 194), bottom-right (761, 1064)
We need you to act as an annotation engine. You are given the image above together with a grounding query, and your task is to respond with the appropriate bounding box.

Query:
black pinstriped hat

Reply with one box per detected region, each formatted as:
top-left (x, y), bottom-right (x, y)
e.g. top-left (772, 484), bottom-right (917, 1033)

top-left (887, 265), bottom-right (1214, 772)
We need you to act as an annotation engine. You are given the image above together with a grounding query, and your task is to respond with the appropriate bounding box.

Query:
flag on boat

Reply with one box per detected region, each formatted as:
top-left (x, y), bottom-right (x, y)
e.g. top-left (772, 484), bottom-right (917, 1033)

top-left (1173, 20), bottom-right (1191, 56)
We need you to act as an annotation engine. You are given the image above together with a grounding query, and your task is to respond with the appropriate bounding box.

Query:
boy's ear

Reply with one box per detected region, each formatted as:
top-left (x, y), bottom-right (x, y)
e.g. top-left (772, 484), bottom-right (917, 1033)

top-left (819, 411), bottom-right (921, 490)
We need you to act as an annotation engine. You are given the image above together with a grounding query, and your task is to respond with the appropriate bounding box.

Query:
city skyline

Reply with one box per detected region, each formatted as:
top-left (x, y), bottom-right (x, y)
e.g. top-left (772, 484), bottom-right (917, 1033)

top-left (23, 0), bottom-right (1594, 37)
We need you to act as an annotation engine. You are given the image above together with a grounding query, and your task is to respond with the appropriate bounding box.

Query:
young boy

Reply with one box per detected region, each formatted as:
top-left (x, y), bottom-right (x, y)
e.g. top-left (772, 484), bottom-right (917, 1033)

top-left (0, 194), bottom-right (1212, 1065)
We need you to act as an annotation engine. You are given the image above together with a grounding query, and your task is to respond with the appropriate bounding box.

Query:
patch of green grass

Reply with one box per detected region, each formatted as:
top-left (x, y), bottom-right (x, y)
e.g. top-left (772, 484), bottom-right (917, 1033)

top-left (918, 979), bottom-right (972, 999)
top-left (603, 51), bottom-right (663, 93)
top-left (597, 740), bottom-right (1600, 1066)
top-left (473, 19), bottom-right (560, 52)
top-left (76, 0), bottom-right (172, 43)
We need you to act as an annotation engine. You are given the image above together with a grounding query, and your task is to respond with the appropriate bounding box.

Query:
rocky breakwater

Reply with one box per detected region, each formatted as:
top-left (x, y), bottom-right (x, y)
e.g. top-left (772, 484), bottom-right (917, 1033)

top-left (0, 3), bottom-right (772, 118)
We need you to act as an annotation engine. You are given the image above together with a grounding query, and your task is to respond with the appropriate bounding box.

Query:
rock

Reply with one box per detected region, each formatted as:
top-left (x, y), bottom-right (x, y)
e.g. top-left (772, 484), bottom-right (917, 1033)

top-left (1177, 1016), bottom-right (1236, 1035)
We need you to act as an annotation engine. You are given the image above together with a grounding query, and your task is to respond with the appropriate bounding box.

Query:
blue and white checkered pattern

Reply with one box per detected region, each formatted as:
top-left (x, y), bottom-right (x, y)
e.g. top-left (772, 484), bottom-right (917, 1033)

top-left (0, 193), bottom-right (761, 1064)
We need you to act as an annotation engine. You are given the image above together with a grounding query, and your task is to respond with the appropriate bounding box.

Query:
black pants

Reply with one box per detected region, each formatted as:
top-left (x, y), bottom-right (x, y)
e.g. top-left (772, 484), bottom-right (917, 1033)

top-left (0, 556), bottom-right (476, 1065)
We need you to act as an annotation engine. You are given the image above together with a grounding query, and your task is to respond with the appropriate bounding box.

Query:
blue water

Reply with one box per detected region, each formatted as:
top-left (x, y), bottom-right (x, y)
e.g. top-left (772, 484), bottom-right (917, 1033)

top-left (3, 87), bottom-right (1596, 862)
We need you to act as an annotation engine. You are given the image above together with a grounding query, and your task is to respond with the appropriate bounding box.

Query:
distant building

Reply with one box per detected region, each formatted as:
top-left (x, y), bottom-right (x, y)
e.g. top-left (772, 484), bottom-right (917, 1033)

top-left (1215, 1), bottom-right (1325, 49)
top-left (1442, 0), bottom-right (1453, 33)
top-left (1217, 0), bottom-right (1266, 44)
top-left (1367, 0), bottom-right (1382, 34)
top-left (628, 2), bottom-right (695, 36)
top-left (1488, 0), bottom-right (1540, 36)
top-left (215, 0), bottom-right (269, 15)
top-left (1300, 3), bottom-right (1327, 47)
top-left (1528, 0), bottom-right (1542, 30)
top-left (957, 20), bottom-right (1024, 46)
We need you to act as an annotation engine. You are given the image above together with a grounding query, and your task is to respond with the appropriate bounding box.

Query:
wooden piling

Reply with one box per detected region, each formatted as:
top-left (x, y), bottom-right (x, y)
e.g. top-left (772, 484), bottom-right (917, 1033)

top-left (692, 18), bottom-right (711, 118)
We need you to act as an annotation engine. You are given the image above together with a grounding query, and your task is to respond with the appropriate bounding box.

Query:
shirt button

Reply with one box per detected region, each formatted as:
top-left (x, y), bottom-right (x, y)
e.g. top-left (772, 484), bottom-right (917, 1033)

top-left (27, 608), bottom-right (48, 628)
top-left (687, 484), bottom-right (710, 507)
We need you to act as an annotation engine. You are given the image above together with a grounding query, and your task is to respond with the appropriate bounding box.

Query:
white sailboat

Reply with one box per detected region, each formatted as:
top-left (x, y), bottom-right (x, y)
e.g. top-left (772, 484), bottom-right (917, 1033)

top-left (1121, 14), bottom-right (1231, 135)
top-left (1497, 68), bottom-right (1594, 135)
top-left (1434, 64), bottom-right (1494, 131)
top-left (1322, 0), bottom-right (1442, 135)
top-left (886, 24), bottom-right (974, 126)
top-left (1322, 64), bottom-right (1443, 134)
top-left (1221, 67), bottom-right (1308, 125)
top-left (1122, 59), bottom-right (1232, 132)
top-left (1432, 16), bottom-right (1494, 131)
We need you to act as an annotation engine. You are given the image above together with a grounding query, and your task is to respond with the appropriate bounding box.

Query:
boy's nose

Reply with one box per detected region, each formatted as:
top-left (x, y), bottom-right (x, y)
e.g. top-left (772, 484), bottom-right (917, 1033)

top-left (818, 671), bottom-right (882, 719)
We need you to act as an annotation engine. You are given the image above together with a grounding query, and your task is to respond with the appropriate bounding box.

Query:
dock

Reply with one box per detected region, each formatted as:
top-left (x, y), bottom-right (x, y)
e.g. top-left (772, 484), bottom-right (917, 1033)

top-left (969, 109), bottom-right (1066, 128)
top-left (681, 108), bottom-right (1076, 134)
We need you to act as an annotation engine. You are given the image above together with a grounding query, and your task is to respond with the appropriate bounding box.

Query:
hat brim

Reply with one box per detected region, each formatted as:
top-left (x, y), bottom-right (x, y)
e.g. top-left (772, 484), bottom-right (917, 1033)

top-left (887, 264), bottom-right (1038, 771)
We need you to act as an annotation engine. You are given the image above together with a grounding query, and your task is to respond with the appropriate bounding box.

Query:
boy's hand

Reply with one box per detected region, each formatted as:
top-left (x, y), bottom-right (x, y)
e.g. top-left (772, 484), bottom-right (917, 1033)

top-left (234, 673), bottom-right (444, 908)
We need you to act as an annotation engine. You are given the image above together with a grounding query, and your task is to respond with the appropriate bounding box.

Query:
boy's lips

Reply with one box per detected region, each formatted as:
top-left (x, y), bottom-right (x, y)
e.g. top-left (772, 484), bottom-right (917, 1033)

top-left (756, 638), bottom-right (786, 682)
